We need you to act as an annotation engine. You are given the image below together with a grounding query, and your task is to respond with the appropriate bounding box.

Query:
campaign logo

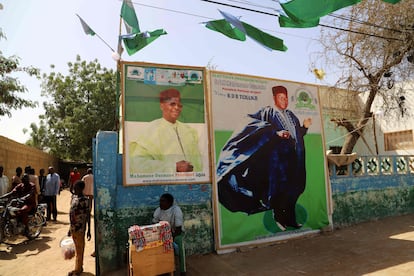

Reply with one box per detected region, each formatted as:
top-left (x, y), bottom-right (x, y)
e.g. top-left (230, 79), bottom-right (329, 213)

top-left (294, 88), bottom-right (316, 110)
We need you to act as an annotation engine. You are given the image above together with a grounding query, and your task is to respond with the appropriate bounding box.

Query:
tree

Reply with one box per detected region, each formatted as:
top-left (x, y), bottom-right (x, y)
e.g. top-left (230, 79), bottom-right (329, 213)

top-left (314, 0), bottom-right (414, 154)
top-left (35, 55), bottom-right (117, 161)
top-left (0, 29), bottom-right (39, 117)
top-left (24, 121), bottom-right (48, 150)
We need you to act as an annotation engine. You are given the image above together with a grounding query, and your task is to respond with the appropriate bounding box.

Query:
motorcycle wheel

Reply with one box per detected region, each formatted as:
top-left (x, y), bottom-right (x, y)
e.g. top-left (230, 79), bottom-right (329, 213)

top-left (26, 212), bottom-right (43, 240)
top-left (0, 218), bottom-right (5, 243)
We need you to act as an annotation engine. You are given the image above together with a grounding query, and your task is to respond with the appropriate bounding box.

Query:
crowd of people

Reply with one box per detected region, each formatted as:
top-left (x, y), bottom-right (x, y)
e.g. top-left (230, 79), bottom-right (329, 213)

top-left (1, 165), bottom-right (185, 275)
top-left (0, 165), bottom-right (95, 276)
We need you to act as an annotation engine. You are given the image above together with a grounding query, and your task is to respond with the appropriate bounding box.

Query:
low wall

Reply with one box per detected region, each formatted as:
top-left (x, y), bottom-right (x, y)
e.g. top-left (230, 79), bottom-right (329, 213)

top-left (330, 155), bottom-right (414, 227)
top-left (0, 136), bottom-right (58, 180)
top-left (94, 131), bottom-right (213, 275)
top-left (94, 131), bottom-right (414, 274)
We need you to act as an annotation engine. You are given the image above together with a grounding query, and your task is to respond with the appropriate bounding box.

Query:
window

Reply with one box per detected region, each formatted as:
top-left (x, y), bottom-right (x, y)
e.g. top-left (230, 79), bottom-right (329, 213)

top-left (384, 130), bottom-right (414, 151)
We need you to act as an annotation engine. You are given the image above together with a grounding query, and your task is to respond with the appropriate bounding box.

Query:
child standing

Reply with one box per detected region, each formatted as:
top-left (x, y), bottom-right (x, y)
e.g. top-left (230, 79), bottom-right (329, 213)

top-left (67, 180), bottom-right (91, 276)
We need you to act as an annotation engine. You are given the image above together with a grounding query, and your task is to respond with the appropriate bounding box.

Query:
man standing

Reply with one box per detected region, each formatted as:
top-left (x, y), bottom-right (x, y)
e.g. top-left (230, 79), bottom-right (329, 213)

top-left (81, 168), bottom-right (94, 211)
top-left (69, 167), bottom-right (81, 193)
top-left (44, 166), bottom-right (60, 221)
top-left (38, 168), bottom-right (47, 203)
top-left (28, 167), bottom-right (40, 205)
top-left (129, 88), bottom-right (202, 173)
top-left (217, 85), bottom-right (312, 231)
top-left (0, 165), bottom-right (10, 196)
top-left (81, 168), bottom-right (95, 257)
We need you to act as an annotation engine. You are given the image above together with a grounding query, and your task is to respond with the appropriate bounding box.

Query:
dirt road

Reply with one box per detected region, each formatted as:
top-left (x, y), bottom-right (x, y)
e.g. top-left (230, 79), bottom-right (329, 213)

top-left (0, 189), bottom-right (96, 276)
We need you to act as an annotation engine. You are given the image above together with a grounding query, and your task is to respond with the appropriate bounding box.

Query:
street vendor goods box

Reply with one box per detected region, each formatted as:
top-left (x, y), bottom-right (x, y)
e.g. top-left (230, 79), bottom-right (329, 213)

top-left (128, 222), bottom-right (174, 276)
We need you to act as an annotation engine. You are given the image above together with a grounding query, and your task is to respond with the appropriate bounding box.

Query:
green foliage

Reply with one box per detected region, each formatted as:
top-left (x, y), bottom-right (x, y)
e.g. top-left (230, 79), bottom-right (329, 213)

top-left (36, 55), bottom-right (117, 161)
top-left (0, 29), bottom-right (39, 117)
top-left (25, 121), bottom-right (48, 150)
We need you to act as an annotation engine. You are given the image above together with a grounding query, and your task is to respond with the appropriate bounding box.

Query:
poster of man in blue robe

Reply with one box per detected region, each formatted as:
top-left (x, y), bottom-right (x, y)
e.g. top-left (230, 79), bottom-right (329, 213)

top-left (211, 71), bottom-right (329, 248)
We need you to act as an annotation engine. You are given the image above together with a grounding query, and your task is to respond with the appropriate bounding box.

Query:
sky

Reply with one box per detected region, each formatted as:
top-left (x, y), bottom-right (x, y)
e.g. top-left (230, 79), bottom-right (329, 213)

top-left (0, 0), bottom-right (331, 144)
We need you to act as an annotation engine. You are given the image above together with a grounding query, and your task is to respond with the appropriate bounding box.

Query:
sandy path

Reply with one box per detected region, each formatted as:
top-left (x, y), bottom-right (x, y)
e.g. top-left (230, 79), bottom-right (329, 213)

top-left (0, 189), bottom-right (96, 276)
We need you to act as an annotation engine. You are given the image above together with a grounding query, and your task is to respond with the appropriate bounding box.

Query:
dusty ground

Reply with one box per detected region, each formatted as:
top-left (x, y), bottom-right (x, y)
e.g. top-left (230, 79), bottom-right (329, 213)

top-left (187, 214), bottom-right (414, 276)
top-left (1, 189), bottom-right (414, 275)
top-left (0, 189), bottom-right (96, 276)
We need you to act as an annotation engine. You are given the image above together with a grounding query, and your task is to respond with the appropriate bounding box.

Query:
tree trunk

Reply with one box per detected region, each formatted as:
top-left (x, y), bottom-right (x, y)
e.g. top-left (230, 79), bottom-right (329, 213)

top-left (341, 129), bottom-right (360, 154)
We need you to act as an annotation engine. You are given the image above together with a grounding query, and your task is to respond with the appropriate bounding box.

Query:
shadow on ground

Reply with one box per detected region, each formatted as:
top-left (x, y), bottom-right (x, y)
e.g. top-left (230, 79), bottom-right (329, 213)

top-left (186, 214), bottom-right (414, 275)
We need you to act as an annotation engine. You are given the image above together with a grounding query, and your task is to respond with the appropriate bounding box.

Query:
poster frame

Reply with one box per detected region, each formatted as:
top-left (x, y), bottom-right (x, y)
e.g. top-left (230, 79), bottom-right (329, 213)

top-left (121, 61), bottom-right (212, 186)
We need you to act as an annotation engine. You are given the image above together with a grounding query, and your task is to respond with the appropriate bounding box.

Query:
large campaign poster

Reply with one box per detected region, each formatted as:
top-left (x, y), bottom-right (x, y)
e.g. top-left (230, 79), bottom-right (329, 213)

top-left (122, 62), bottom-right (211, 186)
top-left (210, 71), bottom-right (329, 249)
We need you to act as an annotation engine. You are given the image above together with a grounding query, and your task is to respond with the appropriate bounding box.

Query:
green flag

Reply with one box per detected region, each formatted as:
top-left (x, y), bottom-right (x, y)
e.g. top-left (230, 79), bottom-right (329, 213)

top-left (205, 19), bottom-right (246, 41)
top-left (281, 0), bottom-right (361, 22)
top-left (382, 0), bottom-right (402, 3)
top-left (279, 14), bottom-right (319, 28)
top-left (121, 0), bottom-right (140, 34)
top-left (206, 11), bottom-right (287, 52)
top-left (76, 14), bottom-right (95, 36)
top-left (122, 29), bottom-right (167, 55)
top-left (242, 22), bottom-right (287, 52)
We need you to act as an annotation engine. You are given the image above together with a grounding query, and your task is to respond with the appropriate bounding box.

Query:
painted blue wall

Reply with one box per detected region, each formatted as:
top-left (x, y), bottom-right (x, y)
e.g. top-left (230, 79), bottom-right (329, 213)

top-left (94, 131), bottom-right (214, 275)
top-left (330, 157), bottom-right (414, 227)
top-left (94, 131), bottom-right (414, 274)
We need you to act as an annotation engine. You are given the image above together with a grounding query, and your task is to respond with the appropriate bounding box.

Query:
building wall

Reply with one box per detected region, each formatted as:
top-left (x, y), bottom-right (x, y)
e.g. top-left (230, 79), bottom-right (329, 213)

top-left (94, 131), bottom-right (213, 275)
top-left (320, 83), bottom-right (414, 156)
top-left (0, 135), bottom-right (58, 182)
top-left (329, 156), bottom-right (414, 227)
top-left (319, 86), bottom-right (379, 156)
top-left (94, 131), bottom-right (414, 274)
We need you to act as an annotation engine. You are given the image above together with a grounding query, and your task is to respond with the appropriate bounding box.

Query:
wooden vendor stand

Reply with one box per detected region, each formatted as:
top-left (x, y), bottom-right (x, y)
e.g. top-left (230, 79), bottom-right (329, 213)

top-left (128, 222), bottom-right (175, 276)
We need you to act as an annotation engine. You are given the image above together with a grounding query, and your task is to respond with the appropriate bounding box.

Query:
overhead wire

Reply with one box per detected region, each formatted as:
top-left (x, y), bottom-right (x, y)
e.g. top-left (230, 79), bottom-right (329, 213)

top-left (328, 14), bottom-right (403, 34)
top-left (129, 0), bottom-right (315, 41)
top-left (129, 1), bottom-right (213, 20)
top-left (219, 0), bottom-right (279, 11)
top-left (226, 0), bottom-right (406, 34)
top-left (128, 0), bottom-right (405, 42)
top-left (201, 0), bottom-right (405, 41)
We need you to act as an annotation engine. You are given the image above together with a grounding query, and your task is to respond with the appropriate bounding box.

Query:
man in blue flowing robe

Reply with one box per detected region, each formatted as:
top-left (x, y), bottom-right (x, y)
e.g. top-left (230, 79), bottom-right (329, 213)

top-left (216, 86), bottom-right (312, 230)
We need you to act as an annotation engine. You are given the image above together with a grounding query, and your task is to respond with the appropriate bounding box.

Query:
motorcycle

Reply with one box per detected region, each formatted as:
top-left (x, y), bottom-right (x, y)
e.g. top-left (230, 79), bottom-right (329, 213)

top-left (0, 196), bottom-right (47, 242)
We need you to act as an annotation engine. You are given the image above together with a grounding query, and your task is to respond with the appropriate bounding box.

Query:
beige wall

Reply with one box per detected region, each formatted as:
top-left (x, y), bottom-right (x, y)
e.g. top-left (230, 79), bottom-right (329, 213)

top-left (0, 136), bottom-right (58, 182)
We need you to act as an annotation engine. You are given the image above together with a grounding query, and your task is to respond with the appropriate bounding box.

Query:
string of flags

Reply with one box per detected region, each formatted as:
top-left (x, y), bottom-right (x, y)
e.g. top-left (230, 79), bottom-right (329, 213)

top-left (76, 0), bottom-right (403, 58)
top-left (119, 0), bottom-right (167, 56)
top-left (279, 0), bottom-right (401, 28)
top-left (205, 10), bottom-right (287, 52)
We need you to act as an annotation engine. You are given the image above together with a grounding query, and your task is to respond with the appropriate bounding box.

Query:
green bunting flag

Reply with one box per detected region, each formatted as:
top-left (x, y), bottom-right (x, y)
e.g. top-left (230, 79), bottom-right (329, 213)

top-left (241, 22), bottom-right (287, 52)
top-left (119, 0), bottom-right (167, 55)
top-left (281, 0), bottom-right (361, 23)
top-left (205, 19), bottom-right (246, 41)
top-left (278, 14), bottom-right (319, 28)
top-left (382, 0), bottom-right (402, 3)
top-left (121, 29), bottom-right (167, 55)
top-left (121, 0), bottom-right (140, 34)
top-left (76, 14), bottom-right (96, 36)
top-left (205, 10), bottom-right (287, 52)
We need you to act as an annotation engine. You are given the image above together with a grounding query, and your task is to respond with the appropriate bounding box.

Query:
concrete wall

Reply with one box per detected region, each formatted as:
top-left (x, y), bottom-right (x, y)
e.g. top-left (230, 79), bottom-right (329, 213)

top-left (94, 131), bottom-right (213, 275)
top-left (0, 135), bottom-right (58, 183)
top-left (329, 156), bottom-right (414, 227)
top-left (94, 131), bottom-right (414, 274)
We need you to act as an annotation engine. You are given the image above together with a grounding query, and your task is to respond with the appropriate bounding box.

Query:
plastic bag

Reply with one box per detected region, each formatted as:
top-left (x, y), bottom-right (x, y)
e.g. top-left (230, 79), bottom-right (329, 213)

top-left (60, 237), bottom-right (75, 260)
